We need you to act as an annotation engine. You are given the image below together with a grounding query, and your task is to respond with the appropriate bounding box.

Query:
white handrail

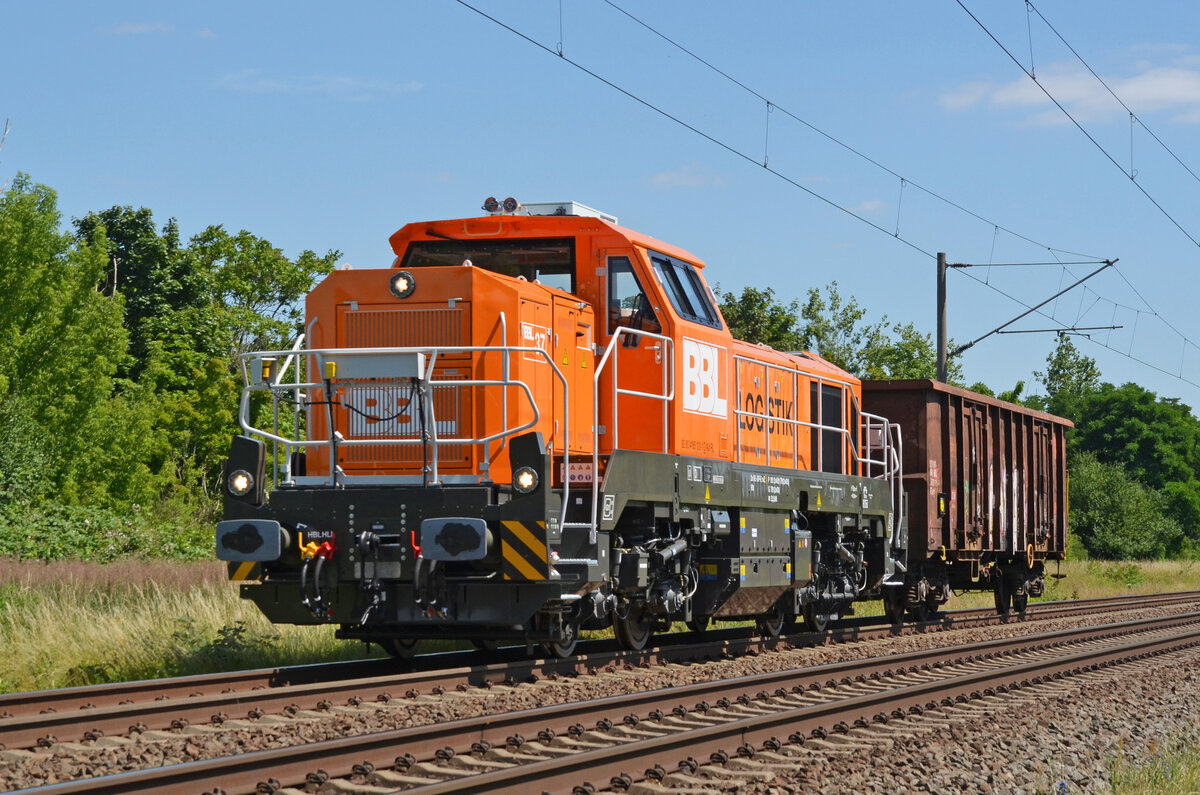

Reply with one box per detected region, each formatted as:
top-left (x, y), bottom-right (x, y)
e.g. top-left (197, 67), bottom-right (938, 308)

top-left (589, 326), bottom-right (676, 542)
top-left (238, 342), bottom-right (571, 531)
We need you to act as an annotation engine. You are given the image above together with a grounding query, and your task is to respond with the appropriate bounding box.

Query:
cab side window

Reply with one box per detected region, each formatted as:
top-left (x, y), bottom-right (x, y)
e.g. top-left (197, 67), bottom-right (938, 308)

top-left (607, 256), bottom-right (661, 338)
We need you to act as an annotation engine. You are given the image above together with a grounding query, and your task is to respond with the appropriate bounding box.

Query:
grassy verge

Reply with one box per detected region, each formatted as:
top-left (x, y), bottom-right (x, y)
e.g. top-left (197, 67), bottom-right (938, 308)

top-left (0, 560), bottom-right (378, 694)
top-left (3, 558), bottom-right (1200, 695)
top-left (1110, 729), bottom-right (1200, 794)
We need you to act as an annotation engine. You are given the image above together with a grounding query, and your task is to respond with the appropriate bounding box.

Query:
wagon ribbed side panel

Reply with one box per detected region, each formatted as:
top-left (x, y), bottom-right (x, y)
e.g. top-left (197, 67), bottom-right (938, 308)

top-left (862, 380), bottom-right (1071, 571)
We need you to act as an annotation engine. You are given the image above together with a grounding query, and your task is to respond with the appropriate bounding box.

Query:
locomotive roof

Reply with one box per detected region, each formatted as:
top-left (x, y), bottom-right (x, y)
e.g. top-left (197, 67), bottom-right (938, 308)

top-left (388, 213), bottom-right (707, 268)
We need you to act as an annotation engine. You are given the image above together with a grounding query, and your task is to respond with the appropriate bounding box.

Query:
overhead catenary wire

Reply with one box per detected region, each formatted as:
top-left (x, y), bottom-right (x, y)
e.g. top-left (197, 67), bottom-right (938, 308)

top-left (453, 0), bottom-right (934, 260)
top-left (596, 0), bottom-right (1200, 370)
top-left (963, 0), bottom-right (1200, 383)
top-left (956, 0), bottom-right (1200, 250)
top-left (1025, 0), bottom-right (1200, 190)
top-left (599, 0), bottom-right (1099, 262)
top-left (454, 0), bottom-right (1200, 391)
top-left (606, 0), bottom-right (1200, 386)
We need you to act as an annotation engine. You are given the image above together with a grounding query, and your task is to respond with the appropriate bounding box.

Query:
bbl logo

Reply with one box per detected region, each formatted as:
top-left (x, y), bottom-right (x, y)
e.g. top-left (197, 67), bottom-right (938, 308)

top-left (682, 338), bottom-right (728, 418)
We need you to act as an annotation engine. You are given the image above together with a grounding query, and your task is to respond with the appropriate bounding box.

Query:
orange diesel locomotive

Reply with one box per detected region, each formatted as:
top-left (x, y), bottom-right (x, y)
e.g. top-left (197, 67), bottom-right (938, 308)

top-left (217, 199), bottom-right (1063, 656)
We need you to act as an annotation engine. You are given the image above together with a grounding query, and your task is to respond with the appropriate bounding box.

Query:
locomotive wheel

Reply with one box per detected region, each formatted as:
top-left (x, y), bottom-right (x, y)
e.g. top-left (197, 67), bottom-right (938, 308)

top-left (542, 617), bottom-right (579, 658)
top-left (379, 637), bottom-right (419, 659)
top-left (686, 614), bottom-right (711, 633)
top-left (802, 603), bottom-right (830, 633)
top-left (993, 577), bottom-right (1011, 616)
top-left (756, 604), bottom-right (786, 639)
top-left (531, 611), bottom-right (579, 658)
top-left (613, 605), bottom-right (653, 651)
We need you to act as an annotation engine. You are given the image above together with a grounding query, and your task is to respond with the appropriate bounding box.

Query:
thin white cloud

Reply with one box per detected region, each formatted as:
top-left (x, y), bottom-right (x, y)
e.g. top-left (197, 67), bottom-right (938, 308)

top-left (101, 21), bottom-right (174, 35)
top-left (197, 28), bottom-right (216, 39)
top-left (940, 81), bottom-right (994, 111)
top-left (940, 54), bottom-right (1200, 124)
top-left (217, 69), bottom-right (422, 102)
top-left (650, 162), bottom-right (724, 189)
top-left (850, 199), bottom-right (886, 214)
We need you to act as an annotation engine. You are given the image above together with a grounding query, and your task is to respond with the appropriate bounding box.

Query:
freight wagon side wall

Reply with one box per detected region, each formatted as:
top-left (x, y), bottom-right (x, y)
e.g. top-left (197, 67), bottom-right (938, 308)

top-left (862, 380), bottom-right (1069, 568)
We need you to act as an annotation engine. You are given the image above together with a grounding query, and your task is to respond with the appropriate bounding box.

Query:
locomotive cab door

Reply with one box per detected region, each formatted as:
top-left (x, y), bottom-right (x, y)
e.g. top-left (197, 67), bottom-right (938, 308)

top-left (598, 252), bottom-right (671, 455)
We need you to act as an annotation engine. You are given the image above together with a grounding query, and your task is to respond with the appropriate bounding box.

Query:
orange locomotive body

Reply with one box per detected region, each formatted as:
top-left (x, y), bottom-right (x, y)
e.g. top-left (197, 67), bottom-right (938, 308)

top-left (216, 200), bottom-right (1057, 655)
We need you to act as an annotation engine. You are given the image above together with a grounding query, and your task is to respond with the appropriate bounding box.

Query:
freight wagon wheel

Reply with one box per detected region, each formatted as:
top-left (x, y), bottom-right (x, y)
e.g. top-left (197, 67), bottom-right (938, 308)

top-left (613, 605), bottom-right (653, 651)
top-left (1012, 588), bottom-right (1028, 617)
top-left (907, 602), bottom-right (931, 622)
top-left (686, 614), bottom-right (711, 633)
top-left (379, 637), bottom-right (419, 660)
top-left (802, 603), bottom-right (830, 633)
top-left (472, 639), bottom-right (500, 652)
top-left (882, 589), bottom-right (906, 625)
top-left (993, 577), bottom-right (1011, 616)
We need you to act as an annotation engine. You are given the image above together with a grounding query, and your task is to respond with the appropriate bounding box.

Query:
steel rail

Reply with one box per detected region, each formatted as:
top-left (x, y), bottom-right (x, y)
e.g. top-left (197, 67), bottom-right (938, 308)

top-left (436, 620), bottom-right (1200, 794)
top-left (18, 611), bottom-right (1200, 795)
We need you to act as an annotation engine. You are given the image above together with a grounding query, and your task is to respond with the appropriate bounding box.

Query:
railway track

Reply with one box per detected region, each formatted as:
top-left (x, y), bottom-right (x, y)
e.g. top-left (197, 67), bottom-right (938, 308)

top-left (14, 606), bottom-right (1200, 795)
top-left (1, 589), bottom-right (1192, 746)
top-left (4, 591), bottom-right (1198, 793)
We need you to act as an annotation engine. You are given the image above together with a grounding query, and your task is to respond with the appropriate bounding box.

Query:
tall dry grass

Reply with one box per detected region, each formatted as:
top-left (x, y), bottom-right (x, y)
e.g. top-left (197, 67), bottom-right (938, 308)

top-left (0, 559), bottom-right (375, 693)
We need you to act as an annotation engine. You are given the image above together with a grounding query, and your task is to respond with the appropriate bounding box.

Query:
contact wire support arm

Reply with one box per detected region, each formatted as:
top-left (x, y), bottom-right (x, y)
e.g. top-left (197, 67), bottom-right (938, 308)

top-left (951, 260), bottom-right (1115, 356)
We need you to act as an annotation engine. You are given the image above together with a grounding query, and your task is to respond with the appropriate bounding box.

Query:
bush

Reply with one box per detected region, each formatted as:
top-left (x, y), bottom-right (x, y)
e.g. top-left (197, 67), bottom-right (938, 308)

top-left (1069, 452), bottom-right (1183, 559)
top-left (0, 499), bottom-right (211, 562)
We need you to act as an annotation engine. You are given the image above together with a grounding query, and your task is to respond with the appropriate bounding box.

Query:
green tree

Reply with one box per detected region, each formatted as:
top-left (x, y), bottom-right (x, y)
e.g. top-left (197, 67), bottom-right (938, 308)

top-left (0, 175), bottom-right (145, 505)
top-left (1034, 333), bottom-right (1100, 419)
top-left (1073, 383), bottom-right (1200, 490)
top-left (719, 281), bottom-right (962, 381)
top-left (1070, 382), bottom-right (1200, 547)
top-left (799, 282), bottom-right (963, 381)
top-left (797, 282), bottom-right (881, 374)
top-left (1068, 452), bottom-right (1183, 559)
top-left (861, 320), bottom-right (963, 381)
top-left (717, 285), bottom-right (803, 350)
top-left (189, 226), bottom-right (339, 358)
top-left (74, 207), bottom-right (204, 377)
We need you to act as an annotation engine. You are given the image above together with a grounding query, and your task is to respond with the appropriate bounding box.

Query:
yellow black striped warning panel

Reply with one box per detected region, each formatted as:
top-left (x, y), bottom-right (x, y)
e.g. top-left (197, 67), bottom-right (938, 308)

top-left (227, 560), bottom-right (263, 581)
top-left (500, 520), bottom-right (549, 580)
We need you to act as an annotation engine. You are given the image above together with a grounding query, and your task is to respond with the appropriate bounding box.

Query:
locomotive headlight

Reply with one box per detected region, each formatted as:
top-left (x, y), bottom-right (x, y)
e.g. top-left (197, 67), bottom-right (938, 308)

top-left (228, 469), bottom-right (255, 497)
top-left (389, 270), bottom-right (416, 299)
top-left (513, 466), bottom-right (539, 494)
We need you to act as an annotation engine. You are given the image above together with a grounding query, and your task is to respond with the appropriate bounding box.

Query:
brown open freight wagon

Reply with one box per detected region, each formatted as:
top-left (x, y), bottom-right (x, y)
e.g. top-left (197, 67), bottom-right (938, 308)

top-left (862, 379), bottom-right (1072, 617)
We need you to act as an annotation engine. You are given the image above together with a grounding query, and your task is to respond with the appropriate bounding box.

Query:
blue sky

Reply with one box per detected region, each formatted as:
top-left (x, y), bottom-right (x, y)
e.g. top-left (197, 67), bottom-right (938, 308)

top-left (5, 1), bottom-right (1200, 408)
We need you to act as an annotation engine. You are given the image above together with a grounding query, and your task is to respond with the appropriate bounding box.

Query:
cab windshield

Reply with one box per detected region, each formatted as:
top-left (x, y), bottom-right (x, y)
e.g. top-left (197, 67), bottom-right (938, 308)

top-left (401, 238), bottom-right (575, 293)
top-left (648, 251), bottom-right (722, 329)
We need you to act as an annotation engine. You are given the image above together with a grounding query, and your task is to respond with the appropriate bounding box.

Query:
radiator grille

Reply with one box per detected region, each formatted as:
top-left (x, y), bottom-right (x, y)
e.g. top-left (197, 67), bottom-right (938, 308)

top-left (344, 307), bottom-right (464, 348)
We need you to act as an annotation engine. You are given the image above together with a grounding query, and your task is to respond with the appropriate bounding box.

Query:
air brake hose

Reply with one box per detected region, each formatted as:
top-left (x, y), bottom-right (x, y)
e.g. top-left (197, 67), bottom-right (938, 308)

top-left (311, 555), bottom-right (326, 613)
top-left (299, 557), bottom-right (311, 610)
